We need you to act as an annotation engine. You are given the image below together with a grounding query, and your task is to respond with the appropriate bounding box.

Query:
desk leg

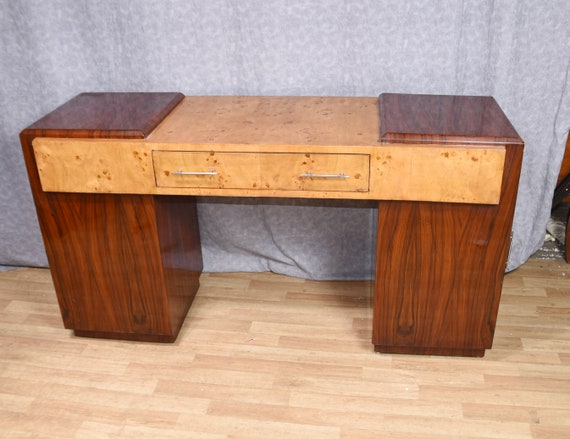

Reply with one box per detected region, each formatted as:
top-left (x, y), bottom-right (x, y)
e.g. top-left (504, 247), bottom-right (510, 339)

top-left (41, 193), bottom-right (203, 342)
top-left (373, 201), bottom-right (510, 357)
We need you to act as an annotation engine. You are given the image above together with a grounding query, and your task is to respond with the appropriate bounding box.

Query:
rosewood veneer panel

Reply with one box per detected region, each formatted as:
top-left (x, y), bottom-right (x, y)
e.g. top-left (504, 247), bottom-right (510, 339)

top-left (379, 93), bottom-right (521, 145)
top-left (374, 93), bottom-right (524, 356)
top-left (20, 92), bottom-right (201, 342)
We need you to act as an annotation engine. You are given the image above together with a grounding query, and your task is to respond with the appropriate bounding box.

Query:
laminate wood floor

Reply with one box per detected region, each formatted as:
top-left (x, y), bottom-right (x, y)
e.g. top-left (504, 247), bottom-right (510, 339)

top-left (1, 259), bottom-right (569, 438)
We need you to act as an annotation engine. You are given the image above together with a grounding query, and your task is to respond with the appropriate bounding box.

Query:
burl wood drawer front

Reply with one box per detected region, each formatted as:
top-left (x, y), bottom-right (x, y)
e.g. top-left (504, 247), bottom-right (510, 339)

top-left (152, 151), bottom-right (370, 193)
top-left (32, 137), bottom-right (503, 203)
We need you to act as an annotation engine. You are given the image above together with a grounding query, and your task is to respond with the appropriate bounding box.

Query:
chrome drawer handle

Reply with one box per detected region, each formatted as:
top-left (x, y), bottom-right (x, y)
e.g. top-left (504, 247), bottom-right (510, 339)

top-left (171, 169), bottom-right (218, 176)
top-left (299, 171), bottom-right (350, 179)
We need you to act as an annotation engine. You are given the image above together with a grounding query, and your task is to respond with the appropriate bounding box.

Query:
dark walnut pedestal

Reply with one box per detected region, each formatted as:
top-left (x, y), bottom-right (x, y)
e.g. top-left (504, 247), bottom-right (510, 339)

top-left (20, 92), bottom-right (523, 356)
top-left (374, 94), bottom-right (523, 357)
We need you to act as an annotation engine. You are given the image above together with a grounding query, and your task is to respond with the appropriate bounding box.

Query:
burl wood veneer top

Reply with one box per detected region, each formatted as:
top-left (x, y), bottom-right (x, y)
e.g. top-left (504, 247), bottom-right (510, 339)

top-left (149, 96), bottom-right (382, 147)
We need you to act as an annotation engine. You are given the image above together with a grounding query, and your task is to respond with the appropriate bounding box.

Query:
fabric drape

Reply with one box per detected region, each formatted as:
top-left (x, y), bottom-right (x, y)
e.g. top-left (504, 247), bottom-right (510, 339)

top-left (1, 0), bottom-right (569, 277)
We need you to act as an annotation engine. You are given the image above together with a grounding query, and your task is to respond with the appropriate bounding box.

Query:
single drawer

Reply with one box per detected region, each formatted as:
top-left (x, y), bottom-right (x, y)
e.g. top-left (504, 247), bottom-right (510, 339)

top-left (153, 151), bottom-right (370, 192)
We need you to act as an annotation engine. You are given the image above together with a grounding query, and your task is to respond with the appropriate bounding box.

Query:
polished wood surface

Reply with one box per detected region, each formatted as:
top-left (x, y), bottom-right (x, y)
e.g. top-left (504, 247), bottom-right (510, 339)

top-left (150, 95), bottom-right (506, 205)
top-left (32, 96), bottom-right (506, 204)
top-left (21, 93), bottom-right (185, 214)
top-left (62, 194), bottom-right (202, 342)
top-left (20, 93), bottom-right (201, 342)
top-left (374, 94), bottom-right (524, 356)
top-left (379, 93), bottom-right (522, 145)
top-left (32, 136), bottom-right (505, 203)
top-left (1, 260), bottom-right (568, 438)
top-left (153, 150), bottom-right (371, 192)
top-left (26, 92), bottom-right (184, 138)
top-left (21, 92), bottom-right (523, 354)
top-left (148, 96), bottom-right (381, 146)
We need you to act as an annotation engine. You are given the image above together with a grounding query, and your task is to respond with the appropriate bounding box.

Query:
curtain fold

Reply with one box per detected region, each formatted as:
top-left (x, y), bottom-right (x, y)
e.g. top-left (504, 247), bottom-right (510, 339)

top-left (2, 0), bottom-right (569, 276)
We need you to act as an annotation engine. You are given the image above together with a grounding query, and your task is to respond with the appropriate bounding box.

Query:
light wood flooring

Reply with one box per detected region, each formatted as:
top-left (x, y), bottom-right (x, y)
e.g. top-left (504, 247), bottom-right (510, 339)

top-left (1, 259), bottom-right (569, 438)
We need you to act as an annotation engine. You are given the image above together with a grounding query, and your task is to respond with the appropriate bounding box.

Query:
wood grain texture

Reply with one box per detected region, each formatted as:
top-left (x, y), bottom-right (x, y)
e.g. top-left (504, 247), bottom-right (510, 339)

top-left (373, 141), bottom-right (524, 356)
top-left (20, 92), bottom-right (185, 218)
top-left (31, 95), bottom-right (506, 204)
top-left (148, 96), bottom-right (381, 146)
top-left (373, 93), bottom-right (524, 356)
top-left (155, 195), bottom-right (203, 337)
top-left (20, 92), bottom-right (524, 353)
top-left (379, 93), bottom-right (522, 145)
top-left (25, 92), bottom-right (184, 139)
top-left (51, 194), bottom-right (202, 342)
top-left (374, 200), bottom-right (499, 356)
top-left (153, 150), bottom-right (370, 192)
top-left (20, 93), bottom-right (201, 342)
top-left (31, 136), bottom-right (505, 203)
top-left (1, 259), bottom-right (569, 438)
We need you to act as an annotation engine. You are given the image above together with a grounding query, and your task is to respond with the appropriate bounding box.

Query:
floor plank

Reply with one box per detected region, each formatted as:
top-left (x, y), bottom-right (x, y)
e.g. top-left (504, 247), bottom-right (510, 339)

top-left (1, 259), bottom-right (569, 438)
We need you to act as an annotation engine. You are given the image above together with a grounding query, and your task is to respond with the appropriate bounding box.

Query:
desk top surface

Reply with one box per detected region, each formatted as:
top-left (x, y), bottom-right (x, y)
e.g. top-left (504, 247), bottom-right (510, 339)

top-left (149, 96), bottom-right (381, 147)
top-left (25, 93), bottom-right (522, 148)
top-left (26, 93), bottom-right (519, 204)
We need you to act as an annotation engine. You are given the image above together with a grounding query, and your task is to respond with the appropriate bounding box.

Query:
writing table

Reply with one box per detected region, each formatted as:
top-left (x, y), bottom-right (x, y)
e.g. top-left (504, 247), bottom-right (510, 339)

top-left (20, 93), bottom-right (523, 356)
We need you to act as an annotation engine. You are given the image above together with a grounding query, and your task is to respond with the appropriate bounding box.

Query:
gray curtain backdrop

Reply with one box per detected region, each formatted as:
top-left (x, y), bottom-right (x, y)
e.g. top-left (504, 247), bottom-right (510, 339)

top-left (1, 0), bottom-right (569, 278)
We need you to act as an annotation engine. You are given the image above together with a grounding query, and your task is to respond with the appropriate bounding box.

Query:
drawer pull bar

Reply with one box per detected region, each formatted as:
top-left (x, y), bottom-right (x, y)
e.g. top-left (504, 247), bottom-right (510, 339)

top-left (171, 169), bottom-right (218, 176)
top-left (300, 172), bottom-right (349, 179)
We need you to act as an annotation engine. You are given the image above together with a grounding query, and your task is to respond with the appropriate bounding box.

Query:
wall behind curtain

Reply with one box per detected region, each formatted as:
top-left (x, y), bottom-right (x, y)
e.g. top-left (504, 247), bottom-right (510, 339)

top-left (1, 0), bottom-right (569, 277)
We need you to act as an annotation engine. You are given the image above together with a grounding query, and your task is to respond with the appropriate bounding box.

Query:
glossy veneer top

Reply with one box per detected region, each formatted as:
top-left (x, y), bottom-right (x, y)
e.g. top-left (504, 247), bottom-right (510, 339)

top-left (379, 93), bottom-right (523, 145)
top-left (24, 92), bottom-right (184, 139)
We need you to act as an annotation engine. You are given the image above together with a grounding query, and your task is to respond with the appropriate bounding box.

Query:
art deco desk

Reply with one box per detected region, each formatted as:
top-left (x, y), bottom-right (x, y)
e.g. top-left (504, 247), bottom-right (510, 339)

top-left (20, 93), bottom-right (524, 357)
